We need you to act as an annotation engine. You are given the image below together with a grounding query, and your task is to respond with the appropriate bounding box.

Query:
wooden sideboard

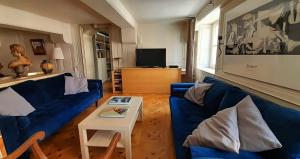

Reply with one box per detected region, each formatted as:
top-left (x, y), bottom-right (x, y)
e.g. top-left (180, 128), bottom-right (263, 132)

top-left (122, 68), bottom-right (181, 94)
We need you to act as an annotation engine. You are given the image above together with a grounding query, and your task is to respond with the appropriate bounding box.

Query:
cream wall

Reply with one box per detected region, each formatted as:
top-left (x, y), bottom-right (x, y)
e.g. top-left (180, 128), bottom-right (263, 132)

top-left (0, 27), bottom-right (75, 76)
top-left (138, 21), bottom-right (188, 68)
top-left (196, 0), bottom-right (300, 108)
top-left (0, 28), bottom-right (52, 75)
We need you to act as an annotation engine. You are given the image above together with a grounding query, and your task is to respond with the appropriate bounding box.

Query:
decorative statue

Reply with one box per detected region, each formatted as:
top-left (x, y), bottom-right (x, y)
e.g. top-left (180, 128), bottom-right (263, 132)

top-left (8, 44), bottom-right (32, 78)
top-left (0, 62), bottom-right (4, 77)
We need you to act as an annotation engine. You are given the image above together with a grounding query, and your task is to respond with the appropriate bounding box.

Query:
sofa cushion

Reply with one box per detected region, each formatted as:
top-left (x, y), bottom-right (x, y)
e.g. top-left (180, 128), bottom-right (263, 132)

top-left (35, 74), bottom-right (65, 102)
top-left (236, 96), bottom-right (282, 152)
top-left (64, 76), bottom-right (89, 95)
top-left (0, 87), bottom-right (35, 116)
top-left (183, 106), bottom-right (240, 153)
top-left (202, 77), bottom-right (237, 115)
top-left (11, 80), bottom-right (47, 108)
top-left (184, 82), bottom-right (212, 105)
top-left (190, 146), bottom-right (264, 159)
top-left (170, 96), bottom-right (211, 159)
top-left (219, 88), bottom-right (300, 158)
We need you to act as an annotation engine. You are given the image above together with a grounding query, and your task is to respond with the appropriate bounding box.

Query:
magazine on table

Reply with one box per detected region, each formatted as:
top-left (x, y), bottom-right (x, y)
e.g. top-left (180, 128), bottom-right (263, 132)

top-left (108, 96), bottom-right (132, 105)
top-left (98, 107), bottom-right (128, 118)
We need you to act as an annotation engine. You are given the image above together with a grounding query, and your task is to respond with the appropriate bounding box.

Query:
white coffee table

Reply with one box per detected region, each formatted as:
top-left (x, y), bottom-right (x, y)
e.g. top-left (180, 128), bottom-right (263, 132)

top-left (78, 96), bottom-right (143, 159)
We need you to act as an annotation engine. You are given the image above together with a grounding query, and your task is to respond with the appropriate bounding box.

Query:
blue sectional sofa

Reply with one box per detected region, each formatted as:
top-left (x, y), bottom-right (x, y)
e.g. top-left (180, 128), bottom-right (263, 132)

top-left (0, 73), bottom-right (103, 156)
top-left (170, 77), bottom-right (300, 159)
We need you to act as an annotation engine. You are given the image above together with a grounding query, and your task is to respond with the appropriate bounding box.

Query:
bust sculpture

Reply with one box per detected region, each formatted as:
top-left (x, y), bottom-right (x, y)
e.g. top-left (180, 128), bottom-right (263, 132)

top-left (8, 44), bottom-right (32, 78)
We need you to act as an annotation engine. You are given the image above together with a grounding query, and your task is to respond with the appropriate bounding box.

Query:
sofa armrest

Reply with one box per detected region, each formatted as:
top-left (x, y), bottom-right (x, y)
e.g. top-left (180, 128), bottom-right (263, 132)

top-left (170, 83), bottom-right (194, 97)
top-left (88, 79), bottom-right (103, 97)
top-left (0, 116), bottom-right (22, 154)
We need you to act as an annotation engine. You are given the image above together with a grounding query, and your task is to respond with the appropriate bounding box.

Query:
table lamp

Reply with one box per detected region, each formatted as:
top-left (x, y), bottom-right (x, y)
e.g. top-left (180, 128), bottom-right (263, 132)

top-left (52, 47), bottom-right (64, 72)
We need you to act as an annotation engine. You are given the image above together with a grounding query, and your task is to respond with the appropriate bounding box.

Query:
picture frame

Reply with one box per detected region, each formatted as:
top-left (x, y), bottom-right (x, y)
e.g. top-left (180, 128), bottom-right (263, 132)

top-left (223, 0), bottom-right (300, 91)
top-left (30, 39), bottom-right (46, 55)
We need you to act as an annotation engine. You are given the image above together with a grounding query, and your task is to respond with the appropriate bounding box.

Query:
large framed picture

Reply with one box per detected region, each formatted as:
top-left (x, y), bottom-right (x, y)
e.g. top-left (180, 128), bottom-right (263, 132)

top-left (223, 0), bottom-right (300, 91)
top-left (30, 39), bottom-right (46, 55)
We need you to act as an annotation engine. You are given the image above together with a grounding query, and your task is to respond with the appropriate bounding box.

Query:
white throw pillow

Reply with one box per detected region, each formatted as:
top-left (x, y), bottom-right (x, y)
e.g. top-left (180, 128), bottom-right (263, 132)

top-left (183, 106), bottom-right (240, 153)
top-left (236, 96), bottom-right (282, 152)
top-left (0, 87), bottom-right (35, 116)
top-left (184, 81), bottom-right (212, 105)
top-left (64, 76), bottom-right (89, 95)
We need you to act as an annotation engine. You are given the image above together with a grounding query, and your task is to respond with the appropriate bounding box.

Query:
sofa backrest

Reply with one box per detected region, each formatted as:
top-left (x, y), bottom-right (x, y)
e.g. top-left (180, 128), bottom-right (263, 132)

top-left (218, 85), bottom-right (300, 159)
top-left (11, 80), bottom-right (47, 109)
top-left (34, 74), bottom-right (66, 102)
top-left (202, 77), bottom-right (238, 115)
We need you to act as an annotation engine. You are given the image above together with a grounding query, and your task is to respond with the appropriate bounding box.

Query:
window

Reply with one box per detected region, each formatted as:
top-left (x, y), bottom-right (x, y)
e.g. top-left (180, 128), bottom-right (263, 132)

top-left (210, 21), bottom-right (219, 68)
top-left (196, 7), bottom-right (220, 71)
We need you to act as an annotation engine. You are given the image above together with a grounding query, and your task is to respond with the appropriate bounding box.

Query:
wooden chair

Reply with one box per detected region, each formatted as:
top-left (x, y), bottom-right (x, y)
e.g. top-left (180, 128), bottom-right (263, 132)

top-left (1, 131), bottom-right (121, 159)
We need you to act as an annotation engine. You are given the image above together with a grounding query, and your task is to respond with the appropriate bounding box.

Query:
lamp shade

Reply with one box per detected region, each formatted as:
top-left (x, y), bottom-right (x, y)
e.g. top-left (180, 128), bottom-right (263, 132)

top-left (52, 47), bottom-right (64, 60)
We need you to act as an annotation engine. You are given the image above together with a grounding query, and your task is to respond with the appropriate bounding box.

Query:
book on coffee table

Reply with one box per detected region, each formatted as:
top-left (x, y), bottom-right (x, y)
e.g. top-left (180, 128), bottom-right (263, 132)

top-left (108, 96), bottom-right (132, 105)
top-left (98, 107), bottom-right (128, 118)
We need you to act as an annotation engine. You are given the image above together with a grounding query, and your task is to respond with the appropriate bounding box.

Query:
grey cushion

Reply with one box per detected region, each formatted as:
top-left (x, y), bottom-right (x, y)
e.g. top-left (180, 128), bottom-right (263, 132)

top-left (184, 82), bottom-right (212, 105)
top-left (183, 106), bottom-right (240, 153)
top-left (0, 87), bottom-right (35, 116)
top-left (237, 95), bottom-right (282, 152)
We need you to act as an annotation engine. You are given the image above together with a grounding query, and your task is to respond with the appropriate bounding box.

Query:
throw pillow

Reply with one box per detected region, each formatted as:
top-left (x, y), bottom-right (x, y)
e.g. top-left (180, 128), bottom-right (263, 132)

top-left (64, 76), bottom-right (89, 95)
top-left (236, 95), bottom-right (282, 152)
top-left (184, 82), bottom-right (212, 105)
top-left (0, 87), bottom-right (35, 116)
top-left (183, 106), bottom-right (240, 153)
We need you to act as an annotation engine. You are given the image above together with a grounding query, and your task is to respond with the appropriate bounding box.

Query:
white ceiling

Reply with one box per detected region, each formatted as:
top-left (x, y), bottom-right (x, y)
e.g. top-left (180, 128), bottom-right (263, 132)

top-left (121, 0), bottom-right (210, 22)
top-left (0, 0), bottom-right (110, 24)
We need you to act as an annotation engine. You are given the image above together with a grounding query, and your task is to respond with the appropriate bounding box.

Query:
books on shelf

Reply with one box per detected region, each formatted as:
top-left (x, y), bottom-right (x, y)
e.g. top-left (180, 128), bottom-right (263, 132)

top-left (98, 107), bottom-right (128, 118)
top-left (108, 96), bottom-right (131, 105)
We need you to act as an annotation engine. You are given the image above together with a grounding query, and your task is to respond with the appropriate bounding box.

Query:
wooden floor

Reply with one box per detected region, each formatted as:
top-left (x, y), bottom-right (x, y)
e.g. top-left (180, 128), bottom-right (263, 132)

top-left (40, 91), bottom-right (176, 159)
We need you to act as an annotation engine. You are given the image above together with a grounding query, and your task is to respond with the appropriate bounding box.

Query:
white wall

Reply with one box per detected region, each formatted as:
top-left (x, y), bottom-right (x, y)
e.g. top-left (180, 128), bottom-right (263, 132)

top-left (138, 21), bottom-right (187, 68)
top-left (0, 4), bottom-right (72, 44)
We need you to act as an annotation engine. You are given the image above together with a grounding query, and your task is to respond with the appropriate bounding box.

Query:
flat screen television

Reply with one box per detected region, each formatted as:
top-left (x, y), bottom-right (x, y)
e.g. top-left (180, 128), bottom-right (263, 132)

top-left (136, 48), bottom-right (166, 67)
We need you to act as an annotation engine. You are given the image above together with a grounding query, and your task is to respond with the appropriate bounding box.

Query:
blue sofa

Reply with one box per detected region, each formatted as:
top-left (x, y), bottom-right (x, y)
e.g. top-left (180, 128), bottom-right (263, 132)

top-left (170, 77), bottom-right (300, 159)
top-left (0, 73), bottom-right (103, 155)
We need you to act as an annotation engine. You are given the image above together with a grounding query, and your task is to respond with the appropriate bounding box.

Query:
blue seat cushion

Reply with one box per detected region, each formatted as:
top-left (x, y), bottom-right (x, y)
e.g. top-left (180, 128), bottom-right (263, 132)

top-left (25, 91), bottom-right (99, 139)
top-left (11, 80), bottom-right (47, 109)
top-left (170, 97), bottom-right (211, 159)
top-left (190, 146), bottom-right (264, 159)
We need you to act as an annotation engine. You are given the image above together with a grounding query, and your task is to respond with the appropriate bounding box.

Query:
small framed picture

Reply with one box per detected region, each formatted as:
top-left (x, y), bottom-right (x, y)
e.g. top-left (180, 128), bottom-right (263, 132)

top-left (30, 39), bottom-right (46, 55)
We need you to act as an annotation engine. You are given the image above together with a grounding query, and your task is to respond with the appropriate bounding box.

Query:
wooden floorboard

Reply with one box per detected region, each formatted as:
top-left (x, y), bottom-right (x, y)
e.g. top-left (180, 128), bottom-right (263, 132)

top-left (40, 92), bottom-right (176, 159)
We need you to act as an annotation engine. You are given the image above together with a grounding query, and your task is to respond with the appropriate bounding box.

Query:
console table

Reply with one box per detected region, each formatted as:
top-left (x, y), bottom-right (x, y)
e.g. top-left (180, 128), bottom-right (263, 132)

top-left (121, 68), bottom-right (181, 94)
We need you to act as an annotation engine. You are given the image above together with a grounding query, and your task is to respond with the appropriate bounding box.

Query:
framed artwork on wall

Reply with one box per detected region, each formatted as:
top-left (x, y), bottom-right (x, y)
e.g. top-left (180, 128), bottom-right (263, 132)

top-left (30, 39), bottom-right (46, 55)
top-left (223, 0), bottom-right (300, 91)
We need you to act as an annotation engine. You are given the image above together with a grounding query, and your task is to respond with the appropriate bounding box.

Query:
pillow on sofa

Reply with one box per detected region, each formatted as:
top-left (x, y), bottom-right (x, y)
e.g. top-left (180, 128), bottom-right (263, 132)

top-left (183, 106), bottom-right (240, 153)
top-left (0, 87), bottom-right (35, 116)
top-left (64, 76), bottom-right (89, 95)
top-left (184, 82), bottom-right (212, 105)
top-left (236, 96), bottom-right (282, 152)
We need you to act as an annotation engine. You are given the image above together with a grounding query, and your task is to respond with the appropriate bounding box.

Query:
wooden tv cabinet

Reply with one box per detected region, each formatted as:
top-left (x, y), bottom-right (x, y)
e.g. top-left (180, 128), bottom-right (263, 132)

top-left (121, 68), bottom-right (181, 94)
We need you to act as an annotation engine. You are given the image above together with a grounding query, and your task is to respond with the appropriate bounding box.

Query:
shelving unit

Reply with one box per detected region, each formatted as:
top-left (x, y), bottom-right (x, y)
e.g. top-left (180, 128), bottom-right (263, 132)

top-left (112, 70), bottom-right (122, 93)
top-left (94, 32), bottom-right (112, 81)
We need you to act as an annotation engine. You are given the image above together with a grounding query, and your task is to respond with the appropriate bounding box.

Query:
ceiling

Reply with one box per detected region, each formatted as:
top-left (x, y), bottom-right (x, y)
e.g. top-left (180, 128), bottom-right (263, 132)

top-left (0, 0), bottom-right (110, 24)
top-left (121, 0), bottom-right (210, 22)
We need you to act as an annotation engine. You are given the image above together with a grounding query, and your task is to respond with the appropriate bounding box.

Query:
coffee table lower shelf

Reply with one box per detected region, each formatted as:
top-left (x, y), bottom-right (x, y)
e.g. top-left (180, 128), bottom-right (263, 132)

top-left (87, 130), bottom-right (125, 148)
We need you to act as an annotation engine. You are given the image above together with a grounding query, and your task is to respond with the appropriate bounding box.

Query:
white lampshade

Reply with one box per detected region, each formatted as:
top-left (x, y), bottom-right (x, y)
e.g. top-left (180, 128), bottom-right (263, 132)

top-left (52, 47), bottom-right (64, 60)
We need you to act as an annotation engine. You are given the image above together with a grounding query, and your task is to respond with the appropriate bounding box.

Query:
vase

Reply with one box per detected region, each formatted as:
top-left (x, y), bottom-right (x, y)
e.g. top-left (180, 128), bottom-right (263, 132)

top-left (40, 60), bottom-right (54, 74)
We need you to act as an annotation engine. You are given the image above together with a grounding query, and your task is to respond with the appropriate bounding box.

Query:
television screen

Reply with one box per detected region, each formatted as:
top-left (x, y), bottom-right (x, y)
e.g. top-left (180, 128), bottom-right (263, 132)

top-left (136, 48), bottom-right (166, 67)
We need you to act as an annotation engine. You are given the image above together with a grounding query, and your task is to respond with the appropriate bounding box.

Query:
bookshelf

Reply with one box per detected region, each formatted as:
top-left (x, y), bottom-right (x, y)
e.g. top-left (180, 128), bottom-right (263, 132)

top-left (112, 70), bottom-right (122, 93)
top-left (94, 32), bottom-right (112, 81)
